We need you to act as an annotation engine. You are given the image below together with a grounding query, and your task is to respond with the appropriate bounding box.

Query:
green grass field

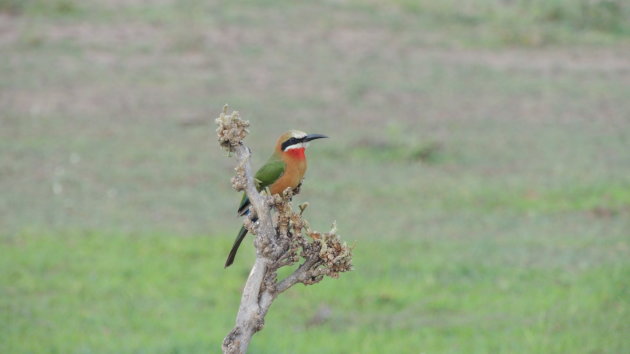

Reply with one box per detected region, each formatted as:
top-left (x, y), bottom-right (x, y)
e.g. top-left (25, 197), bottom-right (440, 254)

top-left (1, 0), bottom-right (629, 352)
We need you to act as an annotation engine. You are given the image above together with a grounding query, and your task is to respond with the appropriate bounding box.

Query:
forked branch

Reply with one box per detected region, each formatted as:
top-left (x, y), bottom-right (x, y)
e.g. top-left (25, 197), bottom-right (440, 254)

top-left (216, 106), bottom-right (353, 354)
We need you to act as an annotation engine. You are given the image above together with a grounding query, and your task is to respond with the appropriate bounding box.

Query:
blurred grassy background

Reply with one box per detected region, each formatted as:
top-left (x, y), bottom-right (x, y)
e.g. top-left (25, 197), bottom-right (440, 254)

top-left (1, 0), bottom-right (629, 352)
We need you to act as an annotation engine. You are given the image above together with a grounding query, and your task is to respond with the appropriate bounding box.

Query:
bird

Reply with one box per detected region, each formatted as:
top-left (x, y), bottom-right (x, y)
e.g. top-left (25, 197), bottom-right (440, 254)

top-left (224, 130), bottom-right (328, 268)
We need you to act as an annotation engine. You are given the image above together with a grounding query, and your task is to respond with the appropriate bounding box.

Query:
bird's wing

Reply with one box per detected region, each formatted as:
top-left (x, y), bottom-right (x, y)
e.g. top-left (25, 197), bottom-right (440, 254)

top-left (237, 159), bottom-right (285, 215)
top-left (254, 159), bottom-right (286, 189)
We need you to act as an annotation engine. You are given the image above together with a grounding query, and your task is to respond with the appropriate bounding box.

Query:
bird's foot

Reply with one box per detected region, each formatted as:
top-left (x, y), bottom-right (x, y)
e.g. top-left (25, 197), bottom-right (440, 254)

top-left (299, 202), bottom-right (309, 216)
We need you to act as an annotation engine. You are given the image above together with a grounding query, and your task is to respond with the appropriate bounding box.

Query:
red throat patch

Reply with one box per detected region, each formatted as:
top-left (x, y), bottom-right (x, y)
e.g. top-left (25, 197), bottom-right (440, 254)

top-left (286, 147), bottom-right (306, 159)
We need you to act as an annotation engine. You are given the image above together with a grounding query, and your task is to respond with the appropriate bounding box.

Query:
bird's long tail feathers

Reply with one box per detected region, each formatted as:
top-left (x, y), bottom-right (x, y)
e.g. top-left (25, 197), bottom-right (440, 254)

top-left (224, 226), bottom-right (248, 268)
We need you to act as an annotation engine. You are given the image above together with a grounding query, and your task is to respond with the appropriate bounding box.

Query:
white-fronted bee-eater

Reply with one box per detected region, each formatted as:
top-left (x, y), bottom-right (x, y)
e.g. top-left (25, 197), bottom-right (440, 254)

top-left (224, 130), bottom-right (328, 267)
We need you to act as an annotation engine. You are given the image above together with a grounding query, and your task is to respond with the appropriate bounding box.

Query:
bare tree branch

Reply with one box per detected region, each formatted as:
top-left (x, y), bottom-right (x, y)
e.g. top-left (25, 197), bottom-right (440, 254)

top-left (216, 106), bottom-right (353, 354)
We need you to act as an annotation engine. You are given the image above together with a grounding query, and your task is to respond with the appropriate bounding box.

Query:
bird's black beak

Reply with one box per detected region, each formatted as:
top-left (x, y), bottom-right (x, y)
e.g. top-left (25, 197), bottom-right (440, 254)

top-left (304, 134), bottom-right (328, 142)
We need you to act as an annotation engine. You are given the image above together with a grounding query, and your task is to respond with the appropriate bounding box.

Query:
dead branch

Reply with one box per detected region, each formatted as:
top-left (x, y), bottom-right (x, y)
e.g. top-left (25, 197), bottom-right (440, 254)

top-left (216, 106), bottom-right (353, 354)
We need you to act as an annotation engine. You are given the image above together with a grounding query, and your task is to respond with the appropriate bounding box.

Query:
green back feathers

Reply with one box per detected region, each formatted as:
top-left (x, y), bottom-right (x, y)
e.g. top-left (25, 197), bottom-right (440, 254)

top-left (254, 159), bottom-right (285, 189)
top-left (237, 155), bottom-right (286, 215)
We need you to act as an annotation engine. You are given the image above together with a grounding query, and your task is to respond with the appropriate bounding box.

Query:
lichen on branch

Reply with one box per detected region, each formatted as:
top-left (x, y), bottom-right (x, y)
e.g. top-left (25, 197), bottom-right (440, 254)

top-left (270, 190), bottom-right (353, 280)
top-left (216, 104), bottom-right (250, 152)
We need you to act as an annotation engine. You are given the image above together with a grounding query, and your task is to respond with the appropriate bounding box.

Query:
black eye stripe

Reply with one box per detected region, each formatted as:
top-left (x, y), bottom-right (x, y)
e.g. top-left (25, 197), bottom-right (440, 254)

top-left (281, 137), bottom-right (304, 150)
top-left (281, 138), bottom-right (295, 150)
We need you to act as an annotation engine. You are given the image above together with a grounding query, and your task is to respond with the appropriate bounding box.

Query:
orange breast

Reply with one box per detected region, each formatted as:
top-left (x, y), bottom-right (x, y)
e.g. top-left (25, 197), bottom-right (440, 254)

top-left (269, 149), bottom-right (307, 195)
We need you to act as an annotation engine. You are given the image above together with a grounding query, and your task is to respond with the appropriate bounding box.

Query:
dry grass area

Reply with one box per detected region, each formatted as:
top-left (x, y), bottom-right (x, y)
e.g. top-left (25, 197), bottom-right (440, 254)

top-left (1, 1), bottom-right (628, 234)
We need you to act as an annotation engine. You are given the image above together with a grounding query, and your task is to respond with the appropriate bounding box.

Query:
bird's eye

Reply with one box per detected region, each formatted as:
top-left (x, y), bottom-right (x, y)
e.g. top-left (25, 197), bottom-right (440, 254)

top-left (282, 138), bottom-right (297, 151)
